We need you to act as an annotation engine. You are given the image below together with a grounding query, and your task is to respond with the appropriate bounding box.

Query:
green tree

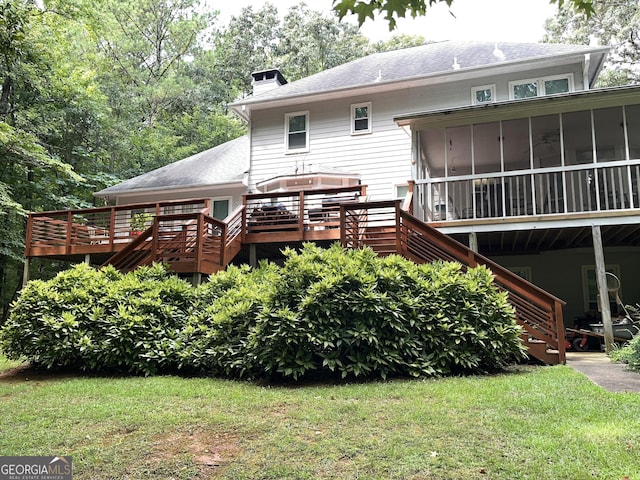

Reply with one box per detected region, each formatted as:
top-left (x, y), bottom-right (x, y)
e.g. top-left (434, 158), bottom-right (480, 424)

top-left (76, 0), bottom-right (232, 176)
top-left (276, 4), bottom-right (370, 81)
top-left (372, 34), bottom-right (426, 52)
top-left (332, 0), bottom-right (594, 30)
top-left (0, 0), bottom-right (87, 318)
top-left (210, 3), bottom-right (281, 101)
top-left (543, 0), bottom-right (640, 86)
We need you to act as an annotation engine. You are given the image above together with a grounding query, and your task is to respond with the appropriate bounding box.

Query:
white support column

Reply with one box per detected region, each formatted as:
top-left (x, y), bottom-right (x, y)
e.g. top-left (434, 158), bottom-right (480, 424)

top-left (592, 226), bottom-right (614, 352)
top-left (469, 232), bottom-right (478, 253)
top-left (84, 254), bottom-right (91, 265)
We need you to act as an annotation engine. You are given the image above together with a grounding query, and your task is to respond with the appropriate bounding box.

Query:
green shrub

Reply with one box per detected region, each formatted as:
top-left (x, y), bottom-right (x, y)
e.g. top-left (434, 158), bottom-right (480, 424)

top-left (176, 263), bottom-right (279, 377)
top-left (1, 244), bottom-right (525, 380)
top-left (249, 243), bottom-right (525, 380)
top-left (0, 263), bottom-right (195, 375)
top-left (610, 335), bottom-right (640, 371)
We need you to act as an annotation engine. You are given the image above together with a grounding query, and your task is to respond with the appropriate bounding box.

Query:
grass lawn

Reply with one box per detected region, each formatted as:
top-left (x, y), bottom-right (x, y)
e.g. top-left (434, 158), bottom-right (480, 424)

top-left (1, 356), bottom-right (639, 480)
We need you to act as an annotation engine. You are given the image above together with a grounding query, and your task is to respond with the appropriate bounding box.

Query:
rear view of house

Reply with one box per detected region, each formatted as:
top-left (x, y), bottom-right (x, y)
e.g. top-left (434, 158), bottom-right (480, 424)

top-left (24, 40), bottom-right (640, 364)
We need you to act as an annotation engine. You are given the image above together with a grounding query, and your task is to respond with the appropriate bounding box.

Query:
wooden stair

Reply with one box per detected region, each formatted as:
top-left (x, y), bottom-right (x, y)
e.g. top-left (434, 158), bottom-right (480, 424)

top-left (341, 200), bottom-right (566, 365)
top-left (523, 335), bottom-right (562, 365)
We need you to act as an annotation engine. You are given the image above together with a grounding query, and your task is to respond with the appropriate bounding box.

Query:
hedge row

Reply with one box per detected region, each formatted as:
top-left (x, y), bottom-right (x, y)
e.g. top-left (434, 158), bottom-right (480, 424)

top-left (0, 243), bottom-right (526, 379)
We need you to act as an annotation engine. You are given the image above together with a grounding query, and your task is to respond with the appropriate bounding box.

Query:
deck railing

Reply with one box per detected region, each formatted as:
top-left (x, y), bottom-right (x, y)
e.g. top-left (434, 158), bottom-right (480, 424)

top-left (104, 211), bottom-right (229, 275)
top-left (341, 200), bottom-right (566, 363)
top-left (417, 159), bottom-right (640, 222)
top-left (25, 198), bottom-right (211, 258)
top-left (243, 185), bottom-right (367, 242)
top-left (221, 205), bottom-right (245, 265)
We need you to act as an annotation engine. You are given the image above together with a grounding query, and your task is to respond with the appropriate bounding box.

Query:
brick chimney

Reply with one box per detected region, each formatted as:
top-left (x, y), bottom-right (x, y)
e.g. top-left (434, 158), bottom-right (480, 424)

top-left (251, 69), bottom-right (287, 96)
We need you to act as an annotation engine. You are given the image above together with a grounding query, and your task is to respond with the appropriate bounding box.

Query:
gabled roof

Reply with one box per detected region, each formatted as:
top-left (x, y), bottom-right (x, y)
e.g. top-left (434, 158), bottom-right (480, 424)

top-left (231, 40), bottom-right (608, 114)
top-left (95, 135), bottom-right (249, 198)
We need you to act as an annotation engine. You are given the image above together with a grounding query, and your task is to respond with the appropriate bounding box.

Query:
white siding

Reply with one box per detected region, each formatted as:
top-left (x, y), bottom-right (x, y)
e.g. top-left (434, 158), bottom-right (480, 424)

top-left (248, 63), bottom-right (587, 201)
top-left (250, 94), bottom-right (414, 200)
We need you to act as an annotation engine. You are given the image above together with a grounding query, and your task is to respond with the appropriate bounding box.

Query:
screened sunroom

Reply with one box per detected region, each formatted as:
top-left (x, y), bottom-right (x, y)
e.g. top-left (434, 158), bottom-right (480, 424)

top-left (398, 86), bottom-right (640, 224)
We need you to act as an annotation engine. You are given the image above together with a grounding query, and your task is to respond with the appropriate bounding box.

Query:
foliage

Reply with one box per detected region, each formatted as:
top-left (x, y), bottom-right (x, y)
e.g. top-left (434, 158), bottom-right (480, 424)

top-left (1, 245), bottom-right (525, 380)
top-left (610, 334), bottom-right (640, 371)
top-left (176, 263), bottom-right (279, 377)
top-left (332, 0), bottom-right (594, 30)
top-left (129, 212), bottom-right (153, 232)
top-left (210, 2), bottom-right (371, 98)
top-left (0, 263), bottom-right (195, 375)
top-left (275, 4), bottom-right (370, 81)
top-left (543, 0), bottom-right (640, 86)
top-left (371, 34), bottom-right (427, 52)
top-left (250, 243), bottom-right (524, 380)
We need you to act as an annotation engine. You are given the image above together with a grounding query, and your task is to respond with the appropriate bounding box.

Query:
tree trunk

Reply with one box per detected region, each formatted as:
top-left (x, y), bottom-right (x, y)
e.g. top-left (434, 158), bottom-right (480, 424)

top-left (0, 74), bottom-right (12, 121)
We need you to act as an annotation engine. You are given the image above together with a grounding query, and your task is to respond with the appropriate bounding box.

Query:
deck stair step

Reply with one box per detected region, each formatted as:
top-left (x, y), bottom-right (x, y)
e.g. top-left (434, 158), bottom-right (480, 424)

top-left (522, 336), bottom-right (560, 365)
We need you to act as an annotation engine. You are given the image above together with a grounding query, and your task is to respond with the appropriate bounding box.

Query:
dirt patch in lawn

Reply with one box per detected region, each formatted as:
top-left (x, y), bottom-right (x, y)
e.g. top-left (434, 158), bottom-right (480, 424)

top-left (0, 363), bottom-right (34, 381)
top-left (152, 428), bottom-right (242, 477)
top-left (0, 363), bottom-right (86, 384)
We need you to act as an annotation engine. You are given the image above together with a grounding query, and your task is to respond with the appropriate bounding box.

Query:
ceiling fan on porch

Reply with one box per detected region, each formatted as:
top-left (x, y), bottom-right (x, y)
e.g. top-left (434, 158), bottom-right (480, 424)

top-left (523, 130), bottom-right (560, 157)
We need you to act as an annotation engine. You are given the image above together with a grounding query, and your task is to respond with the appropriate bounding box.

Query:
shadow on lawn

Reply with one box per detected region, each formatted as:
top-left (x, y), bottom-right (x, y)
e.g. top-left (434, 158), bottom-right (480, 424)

top-left (0, 360), bottom-right (538, 388)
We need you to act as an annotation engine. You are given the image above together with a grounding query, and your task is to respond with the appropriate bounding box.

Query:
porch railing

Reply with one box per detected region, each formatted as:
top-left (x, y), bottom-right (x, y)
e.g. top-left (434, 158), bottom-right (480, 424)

top-left (104, 211), bottom-right (229, 275)
top-left (417, 159), bottom-right (640, 222)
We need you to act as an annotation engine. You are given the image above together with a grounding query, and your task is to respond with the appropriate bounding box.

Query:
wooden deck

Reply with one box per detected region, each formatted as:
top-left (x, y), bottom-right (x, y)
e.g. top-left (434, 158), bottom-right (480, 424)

top-left (25, 186), bottom-right (367, 274)
top-left (24, 184), bottom-right (565, 365)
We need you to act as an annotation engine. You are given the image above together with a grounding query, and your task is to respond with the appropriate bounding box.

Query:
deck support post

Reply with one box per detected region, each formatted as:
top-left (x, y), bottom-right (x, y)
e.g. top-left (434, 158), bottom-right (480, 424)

top-left (468, 232), bottom-right (478, 252)
top-left (249, 244), bottom-right (257, 268)
top-left (84, 254), bottom-right (91, 265)
top-left (592, 225), bottom-right (614, 352)
top-left (22, 257), bottom-right (30, 288)
top-left (192, 272), bottom-right (202, 286)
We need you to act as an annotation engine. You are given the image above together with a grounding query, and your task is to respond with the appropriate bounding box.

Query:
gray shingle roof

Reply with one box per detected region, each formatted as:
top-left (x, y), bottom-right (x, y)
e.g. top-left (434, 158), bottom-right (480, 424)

top-left (95, 135), bottom-right (249, 197)
top-left (232, 40), bottom-right (608, 107)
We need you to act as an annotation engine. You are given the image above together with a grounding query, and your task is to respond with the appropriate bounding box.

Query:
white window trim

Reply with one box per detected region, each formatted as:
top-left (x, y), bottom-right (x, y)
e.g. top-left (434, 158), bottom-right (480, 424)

top-left (284, 111), bottom-right (310, 154)
top-left (471, 84), bottom-right (496, 105)
top-left (509, 73), bottom-right (574, 100)
top-left (394, 183), bottom-right (409, 199)
top-left (351, 102), bottom-right (372, 135)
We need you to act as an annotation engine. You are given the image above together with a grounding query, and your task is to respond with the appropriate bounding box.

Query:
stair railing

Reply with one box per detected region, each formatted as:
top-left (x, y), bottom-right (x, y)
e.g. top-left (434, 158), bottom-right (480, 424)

top-left (341, 201), bottom-right (566, 363)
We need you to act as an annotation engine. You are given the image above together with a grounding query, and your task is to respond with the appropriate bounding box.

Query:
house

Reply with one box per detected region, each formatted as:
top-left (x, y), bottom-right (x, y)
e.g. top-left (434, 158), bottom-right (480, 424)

top-left (25, 39), bottom-right (640, 364)
top-left (226, 40), bottom-right (640, 327)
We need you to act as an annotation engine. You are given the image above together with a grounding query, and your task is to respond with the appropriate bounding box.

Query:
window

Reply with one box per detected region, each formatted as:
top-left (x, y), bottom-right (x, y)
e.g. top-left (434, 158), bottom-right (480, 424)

top-left (581, 265), bottom-right (621, 314)
top-left (211, 198), bottom-right (230, 220)
top-left (509, 74), bottom-right (573, 100)
top-left (285, 111), bottom-right (309, 153)
top-left (395, 184), bottom-right (409, 199)
top-left (351, 102), bottom-right (372, 134)
top-left (471, 85), bottom-right (496, 104)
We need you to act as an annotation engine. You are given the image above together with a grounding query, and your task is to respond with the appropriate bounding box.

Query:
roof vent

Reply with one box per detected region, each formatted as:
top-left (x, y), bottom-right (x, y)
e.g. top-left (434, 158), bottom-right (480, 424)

top-left (251, 69), bottom-right (288, 96)
top-left (493, 43), bottom-right (506, 61)
top-left (452, 57), bottom-right (460, 70)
